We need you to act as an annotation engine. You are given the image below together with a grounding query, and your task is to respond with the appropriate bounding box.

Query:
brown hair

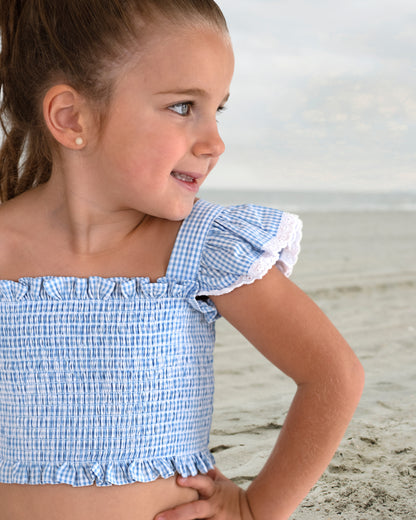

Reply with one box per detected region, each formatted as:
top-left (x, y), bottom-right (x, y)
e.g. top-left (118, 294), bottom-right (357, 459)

top-left (0, 0), bottom-right (228, 202)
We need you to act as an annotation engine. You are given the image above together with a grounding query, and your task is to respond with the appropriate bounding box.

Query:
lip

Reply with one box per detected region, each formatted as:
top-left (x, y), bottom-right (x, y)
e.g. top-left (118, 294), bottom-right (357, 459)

top-left (171, 170), bottom-right (204, 193)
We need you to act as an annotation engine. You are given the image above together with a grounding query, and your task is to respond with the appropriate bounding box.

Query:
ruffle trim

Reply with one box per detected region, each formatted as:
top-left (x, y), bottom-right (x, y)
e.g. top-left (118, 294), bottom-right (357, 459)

top-left (0, 276), bottom-right (199, 302)
top-left (0, 451), bottom-right (215, 487)
top-left (199, 212), bottom-right (302, 298)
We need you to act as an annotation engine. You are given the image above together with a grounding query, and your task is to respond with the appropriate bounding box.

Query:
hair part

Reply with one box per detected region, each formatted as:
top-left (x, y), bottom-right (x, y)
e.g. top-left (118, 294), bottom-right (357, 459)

top-left (0, 0), bottom-right (228, 202)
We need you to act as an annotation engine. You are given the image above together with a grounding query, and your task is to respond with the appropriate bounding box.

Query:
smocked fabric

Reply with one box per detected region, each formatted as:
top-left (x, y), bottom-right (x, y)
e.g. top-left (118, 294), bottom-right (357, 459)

top-left (0, 200), bottom-right (302, 487)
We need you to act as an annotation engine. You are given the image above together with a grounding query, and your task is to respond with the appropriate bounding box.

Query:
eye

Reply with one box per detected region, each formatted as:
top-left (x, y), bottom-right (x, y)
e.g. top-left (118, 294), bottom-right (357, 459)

top-left (168, 102), bottom-right (193, 116)
top-left (216, 105), bottom-right (227, 122)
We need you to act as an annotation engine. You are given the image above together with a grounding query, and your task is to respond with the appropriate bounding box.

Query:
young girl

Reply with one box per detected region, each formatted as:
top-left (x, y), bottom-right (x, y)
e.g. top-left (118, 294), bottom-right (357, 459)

top-left (0, 1), bottom-right (364, 519)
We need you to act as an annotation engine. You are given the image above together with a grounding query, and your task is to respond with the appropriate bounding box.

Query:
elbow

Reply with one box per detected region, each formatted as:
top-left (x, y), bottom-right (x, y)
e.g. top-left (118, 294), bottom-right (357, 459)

top-left (355, 357), bottom-right (366, 399)
top-left (338, 353), bottom-right (365, 409)
top-left (315, 346), bottom-right (366, 411)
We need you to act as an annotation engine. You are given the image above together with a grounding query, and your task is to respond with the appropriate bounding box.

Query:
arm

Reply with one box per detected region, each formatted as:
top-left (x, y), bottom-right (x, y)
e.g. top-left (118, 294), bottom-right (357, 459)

top-left (213, 268), bottom-right (364, 518)
top-left (156, 267), bottom-right (364, 520)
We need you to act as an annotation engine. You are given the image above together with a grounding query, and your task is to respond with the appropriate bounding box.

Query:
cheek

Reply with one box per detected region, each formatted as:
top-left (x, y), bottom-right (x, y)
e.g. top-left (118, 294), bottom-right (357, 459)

top-left (207, 156), bottom-right (220, 173)
top-left (101, 113), bottom-right (186, 175)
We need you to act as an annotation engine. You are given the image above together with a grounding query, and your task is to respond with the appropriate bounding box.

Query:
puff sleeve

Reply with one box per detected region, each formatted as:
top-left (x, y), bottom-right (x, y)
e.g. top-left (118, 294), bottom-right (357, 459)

top-left (197, 204), bottom-right (302, 298)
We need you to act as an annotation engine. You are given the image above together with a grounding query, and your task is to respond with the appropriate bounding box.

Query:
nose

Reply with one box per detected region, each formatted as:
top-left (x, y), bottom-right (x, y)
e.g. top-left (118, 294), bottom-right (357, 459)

top-left (191, 121), bottom-right (225, 158)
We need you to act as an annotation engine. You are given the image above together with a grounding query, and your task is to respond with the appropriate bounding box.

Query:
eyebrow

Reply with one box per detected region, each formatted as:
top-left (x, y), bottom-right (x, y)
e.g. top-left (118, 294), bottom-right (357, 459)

top-left (156, 88), bottom-right (230, 103)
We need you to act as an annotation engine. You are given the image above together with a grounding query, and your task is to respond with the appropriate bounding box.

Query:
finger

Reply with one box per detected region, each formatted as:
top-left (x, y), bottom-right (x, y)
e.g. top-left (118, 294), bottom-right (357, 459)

top-left (176, 473), bottom-right (216, 499)
top-left (207, 467), bottom-right (228, 482)
top-left (155, 498), bottom-right (214, 520)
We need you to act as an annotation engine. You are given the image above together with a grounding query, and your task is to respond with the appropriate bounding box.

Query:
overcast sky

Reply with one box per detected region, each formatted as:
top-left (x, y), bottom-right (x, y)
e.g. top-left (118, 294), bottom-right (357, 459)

top-left (206, 0), bottom-right (416, 192)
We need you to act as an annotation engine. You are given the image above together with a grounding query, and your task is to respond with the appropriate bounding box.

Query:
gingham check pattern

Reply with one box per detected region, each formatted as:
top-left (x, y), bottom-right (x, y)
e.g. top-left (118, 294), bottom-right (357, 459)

top-left (0, 200), bottom-right (301, 486)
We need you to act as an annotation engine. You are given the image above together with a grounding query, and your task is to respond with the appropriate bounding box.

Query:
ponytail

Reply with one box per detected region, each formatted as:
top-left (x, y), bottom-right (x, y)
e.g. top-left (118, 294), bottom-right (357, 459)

top-left (0, 0), bottom-right (52, 202)
top-left (0, 1), bottom-right (24, 65)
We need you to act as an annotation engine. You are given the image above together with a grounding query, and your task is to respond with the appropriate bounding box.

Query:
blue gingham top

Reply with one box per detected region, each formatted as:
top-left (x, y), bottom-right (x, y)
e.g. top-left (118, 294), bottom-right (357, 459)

top-left (0, 200), bottom-right (302, 487)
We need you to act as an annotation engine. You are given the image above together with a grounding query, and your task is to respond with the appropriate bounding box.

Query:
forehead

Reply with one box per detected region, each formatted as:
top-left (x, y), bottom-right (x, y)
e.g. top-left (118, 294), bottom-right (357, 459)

top-left (125, 25), bottom-right (234, 92)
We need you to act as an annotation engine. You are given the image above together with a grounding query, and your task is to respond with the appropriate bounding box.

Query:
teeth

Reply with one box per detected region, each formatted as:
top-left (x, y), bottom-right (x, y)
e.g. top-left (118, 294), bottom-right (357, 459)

top-left (171, 171), bottom-right (194, 182)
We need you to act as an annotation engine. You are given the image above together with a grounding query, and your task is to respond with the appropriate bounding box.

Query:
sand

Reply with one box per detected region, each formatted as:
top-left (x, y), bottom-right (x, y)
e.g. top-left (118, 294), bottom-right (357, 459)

top-left (210, 211), bottom-right (416, 519)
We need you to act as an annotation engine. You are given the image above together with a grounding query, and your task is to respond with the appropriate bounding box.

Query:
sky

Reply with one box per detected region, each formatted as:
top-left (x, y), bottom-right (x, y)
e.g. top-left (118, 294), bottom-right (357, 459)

top-left (205, 0), bottom-right (416, 192)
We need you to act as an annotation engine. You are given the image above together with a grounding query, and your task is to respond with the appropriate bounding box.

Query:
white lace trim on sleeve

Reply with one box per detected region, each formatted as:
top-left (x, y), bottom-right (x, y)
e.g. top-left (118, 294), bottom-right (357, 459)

top-left (202, 212), bottom-right (302, 297)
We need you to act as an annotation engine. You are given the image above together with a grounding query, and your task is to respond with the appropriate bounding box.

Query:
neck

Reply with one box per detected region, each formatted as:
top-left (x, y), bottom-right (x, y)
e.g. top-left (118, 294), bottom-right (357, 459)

top-left (38, 167), bottom-right (146, 256)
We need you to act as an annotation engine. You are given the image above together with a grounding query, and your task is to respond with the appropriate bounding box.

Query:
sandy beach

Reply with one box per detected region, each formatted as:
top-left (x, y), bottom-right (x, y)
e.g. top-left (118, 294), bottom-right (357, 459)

top-left (210, 210), bottom-right (416, 519)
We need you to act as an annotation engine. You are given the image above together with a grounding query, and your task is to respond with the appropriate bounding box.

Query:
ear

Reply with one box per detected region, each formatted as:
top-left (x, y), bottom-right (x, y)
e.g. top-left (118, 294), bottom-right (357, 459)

top-left (43, 85), bottom-right (91, 150)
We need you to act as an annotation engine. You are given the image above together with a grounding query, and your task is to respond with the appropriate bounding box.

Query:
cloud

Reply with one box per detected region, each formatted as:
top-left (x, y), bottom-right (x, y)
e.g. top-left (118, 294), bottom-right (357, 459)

top-left (211, 0), bottom-right (416, 191)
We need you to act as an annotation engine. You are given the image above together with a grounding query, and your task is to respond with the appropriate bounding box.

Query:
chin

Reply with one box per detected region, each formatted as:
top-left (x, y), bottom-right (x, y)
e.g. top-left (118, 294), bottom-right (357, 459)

top-left (153, 198), bottom-right (197, 222)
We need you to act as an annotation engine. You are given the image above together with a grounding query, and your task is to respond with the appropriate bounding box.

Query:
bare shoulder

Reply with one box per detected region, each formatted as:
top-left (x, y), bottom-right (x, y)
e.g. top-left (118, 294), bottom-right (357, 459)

top-left (0, 197), bottom-right (27, 249)
top-left (0, 192), bottom-right (38, 279)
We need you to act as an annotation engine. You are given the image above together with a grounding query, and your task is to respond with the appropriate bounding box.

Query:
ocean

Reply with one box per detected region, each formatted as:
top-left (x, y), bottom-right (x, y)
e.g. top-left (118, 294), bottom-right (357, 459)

top-left (198, 188), bottom-right (416, 213)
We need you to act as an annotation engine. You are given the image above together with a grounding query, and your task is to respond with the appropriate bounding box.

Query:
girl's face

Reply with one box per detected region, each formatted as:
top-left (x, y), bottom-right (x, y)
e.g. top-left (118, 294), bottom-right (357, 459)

top-left (90, 24), bottom-right (234, 221)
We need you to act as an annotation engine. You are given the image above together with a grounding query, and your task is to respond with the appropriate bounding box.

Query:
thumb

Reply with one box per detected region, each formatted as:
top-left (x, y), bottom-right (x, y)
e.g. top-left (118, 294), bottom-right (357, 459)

top-left (207, 466), bottom-right (228, 482)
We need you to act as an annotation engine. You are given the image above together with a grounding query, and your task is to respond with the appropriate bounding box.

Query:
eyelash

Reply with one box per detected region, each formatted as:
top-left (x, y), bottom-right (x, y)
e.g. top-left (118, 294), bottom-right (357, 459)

top-left (168, 102), bottom-right (227, 117)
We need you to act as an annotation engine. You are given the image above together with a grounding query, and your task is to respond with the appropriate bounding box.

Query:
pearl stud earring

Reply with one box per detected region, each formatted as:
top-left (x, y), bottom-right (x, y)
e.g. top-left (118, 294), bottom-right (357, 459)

top-left (75, 137), bottom-right (84, 146)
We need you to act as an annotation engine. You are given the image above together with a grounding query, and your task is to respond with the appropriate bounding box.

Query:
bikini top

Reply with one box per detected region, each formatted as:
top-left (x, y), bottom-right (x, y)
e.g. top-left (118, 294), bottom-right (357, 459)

top-left (0, 200), bottom-right (302, 487)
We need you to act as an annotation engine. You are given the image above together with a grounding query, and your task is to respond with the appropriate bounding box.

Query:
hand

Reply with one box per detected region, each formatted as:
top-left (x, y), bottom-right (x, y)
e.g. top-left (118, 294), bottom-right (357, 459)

top-left (154, 467), bottom-right (255, 520)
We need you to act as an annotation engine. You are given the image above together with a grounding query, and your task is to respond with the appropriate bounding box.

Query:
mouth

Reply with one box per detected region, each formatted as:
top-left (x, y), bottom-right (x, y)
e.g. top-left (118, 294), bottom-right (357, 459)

top-left (170, 171), bottom-right (198, 184)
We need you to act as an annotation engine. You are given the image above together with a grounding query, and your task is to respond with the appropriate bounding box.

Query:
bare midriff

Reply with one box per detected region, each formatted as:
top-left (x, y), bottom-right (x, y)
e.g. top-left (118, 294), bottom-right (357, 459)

top-left (0, 477), bottom-right (199, 520)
